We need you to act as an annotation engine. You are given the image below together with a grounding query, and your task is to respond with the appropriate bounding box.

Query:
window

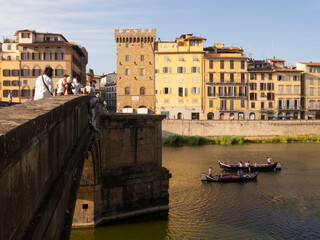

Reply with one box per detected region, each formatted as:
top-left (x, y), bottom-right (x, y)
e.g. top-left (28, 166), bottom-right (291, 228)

top-left (3, 81), bottom-right (10, 86)
top-left (209, 60), bottom-right (214, 69)
top-left (207, 86), bottom-right (215, 96)
top-left (7, 56), bottom-right (11, 61)
top-left (21, 89), bottom-right (30, 97)
top-left (318, 87), bottom-right (320, 96)
top-left (163, 67), bottom-right (170, 73)
top-left (268, 73), bottom-right (272, 80)
top-left (230, 73), bottom-right (234, 82)
top-left (125, 87), bottom-right (130, 95)
top-left (310, 78), bottom-right (314, 85)
top-left (286, 86), bottom-right (291, 94)
top-left (261, 73), bottom-right (265, 80)
top-left (277, 75), bottom-right (284, 81)
top-left (141, 55), bottom-right (144, 61)
top-left (241, 60), bottom-right (245, 69)
top-left (230, 60), bottom-right (234, 69)
top-left (164, 56), bottom-right (169, 62)
top-left (57, 47), bottom-right (61, 51)
top-left (126, 44), bottom-right (129, 48)
top-left (32, 53), bottom-right (40, 60)
top-left (23, 47), bottom-right (27, 50)
top-left (23, 80), bottom-right (28, 85)
top-left (155, 69), bottom-right (159, 74)
top-left (293, 75), bottom-right (300, 81)
top-left (178, 87), bottom-right (186, 97)
top-left (309, 67), bottom-right (315, 73)
top-left (155, 89), bottom-right (160, 94)
top-left (12, 90), bottom-right (19, 97)
top-left (12, 70), bottom-right (19, 76)
top-left (209, 99), bottom-right (214, 108)
top-left (220, 73), bottom-right (225, 82)
top-left (220, 60), bottom-right (224, 69)
top-left (267, 93), bottom-right (274, 100)
top-left (230, 100), bottom-right (235, 110)
top-left (267, 83), bottom-right (274, 90)
top-left (44, 53), bottom-right (51, 60)
top-left (241, 73), bottom-right (245, 83)
top-left (278, 85), bottom-right (284, 94)
top-left (260, 83), bottom-right (266, 90)
top-left (191, 67), bottom-right (199, 73)
top-left (239, 86), bottom-right (246, 96)
top-left (163, 87), bottom-right (171, 94)
top-left (241, 100), bottom-right (245, 108)
top-left (191, 87), bottom-right (200, 94)
top-left (191, 113), bottom-right (200, 120)
top-left (310, 87), bottom-right (314, 96)
top-left (318, 78), bottom-right (320, 85)
top-left (12, 80), bottom-right (20, 86)
top-left (125, 68), bottom-right (130, 76)
top-left (250, 93), bottom-right (257, 100)
top-left (45, 47), bottom-right (50, 51)
top-left (140, 87), bottom-right (145, 95)
top-left (193, 55), bottom-right (198, 61)
top-left (21, 53), bottom-right (29, 60)
top-left (21, 69), bottom-right (29, 76)
top-left (55, 69), bottom-right (63, 76)
top-left (249, 83), bottom-right (257, 90)
top-left (251, 102), bottom-right (255, 108)
top-left (179, 55), bottom-right (183, 61)
top-left (261, 102), bottom-right (265, 109)
top-left (55, 53), bottom-right (63, 60)
top-left (21, 33), bottom-right (30, 38)
top-left (269, 102), bottom-right (273, 108)
top-left (177, 67), bottom-right (185, 73)
top-left (294, 85), bottom-right (299, 94)
top-left (125, 55), bottom-right (129, 62)
top-left (140, 68), bottom-right (145, 76)
top-left (209, 73), bottom-right (214, 82)
top-left (3, 69), bottom-right (10, 76)
top-left (7, 45), bottom-right (11, 50)
top-left (34, 47), bottom-right (38, 51)
top-left (250, 73), bottom-right (256, 80)
top-left (141, 43), bottom-right (144, 48)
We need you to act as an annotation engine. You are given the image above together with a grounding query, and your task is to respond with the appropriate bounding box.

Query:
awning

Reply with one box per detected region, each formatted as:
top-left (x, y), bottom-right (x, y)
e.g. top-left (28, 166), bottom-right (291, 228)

top-left (268, 114), bottom-right (274, 117)
top-left (278, 115), bottom-right (284, 117)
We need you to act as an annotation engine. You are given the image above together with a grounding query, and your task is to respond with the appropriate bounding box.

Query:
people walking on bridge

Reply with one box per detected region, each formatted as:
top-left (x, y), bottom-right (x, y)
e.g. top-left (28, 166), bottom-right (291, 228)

top-left (72, 78), bottom-right (83, 95)
top-left (34, 67), bottom-right (54, 100)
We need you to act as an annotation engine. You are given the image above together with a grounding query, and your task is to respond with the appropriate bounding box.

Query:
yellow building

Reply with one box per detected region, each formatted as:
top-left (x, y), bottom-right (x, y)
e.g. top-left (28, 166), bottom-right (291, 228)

top-left (270, 59), bottom-right (302, 120)
top-left (296, 62), bottom-right (320, 119)
top-left (154, 34), bottom-right (206, 120)
top-left (0, 29), bottom-right (88, 103)
top-left (203, 44), bottom-right (248, 120)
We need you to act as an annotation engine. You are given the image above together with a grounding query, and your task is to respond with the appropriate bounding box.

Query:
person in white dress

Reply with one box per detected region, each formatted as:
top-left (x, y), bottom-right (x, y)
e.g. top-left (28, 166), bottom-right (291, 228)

top-left (34, 67), bottom-right (54, 100)
top-left (56, 75), bottom-right (68, 96)
top-left (72, 78), bottom-right (83, 95)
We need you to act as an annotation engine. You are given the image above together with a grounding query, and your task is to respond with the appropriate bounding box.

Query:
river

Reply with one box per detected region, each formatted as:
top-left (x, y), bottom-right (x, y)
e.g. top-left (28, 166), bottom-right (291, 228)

top-left (70, 143), bottom-right (320, 240)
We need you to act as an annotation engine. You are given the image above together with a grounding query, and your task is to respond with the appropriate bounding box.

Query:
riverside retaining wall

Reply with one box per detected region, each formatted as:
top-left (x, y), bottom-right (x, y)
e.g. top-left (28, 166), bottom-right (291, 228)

top-left (162, 119), bottom-right (320, 137)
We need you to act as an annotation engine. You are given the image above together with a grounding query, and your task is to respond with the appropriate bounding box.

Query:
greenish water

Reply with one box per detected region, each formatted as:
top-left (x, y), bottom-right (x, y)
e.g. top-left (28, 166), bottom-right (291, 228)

top-left (71, 143), bottom-right (320, 240)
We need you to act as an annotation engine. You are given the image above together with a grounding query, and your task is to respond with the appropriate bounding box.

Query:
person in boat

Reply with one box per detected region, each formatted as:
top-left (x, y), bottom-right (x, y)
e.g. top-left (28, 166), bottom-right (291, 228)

top-left (244, 161), bottom-right (249, 167)
top-left (239, 161), bottom-right (243, 167)
top-left (237, 169), bottom-right (243, 177)
top-left (209, 167), bottom-right (212, 177)
top-left (254, 162), bottom-right (258, 167)
top-left (267, 157), bottom-right (272, 164)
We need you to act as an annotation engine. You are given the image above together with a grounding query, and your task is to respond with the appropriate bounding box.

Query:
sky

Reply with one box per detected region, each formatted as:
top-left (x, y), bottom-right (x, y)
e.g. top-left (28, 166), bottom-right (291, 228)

top-left (1, 0), bottom-right (320, 75)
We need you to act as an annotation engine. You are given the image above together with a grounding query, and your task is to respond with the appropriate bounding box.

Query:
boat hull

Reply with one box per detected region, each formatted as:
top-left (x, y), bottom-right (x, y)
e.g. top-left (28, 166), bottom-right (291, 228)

top-left (202, 173), bottom-right (258, 182)
top-left (219, 161), bottom-right (279, 171)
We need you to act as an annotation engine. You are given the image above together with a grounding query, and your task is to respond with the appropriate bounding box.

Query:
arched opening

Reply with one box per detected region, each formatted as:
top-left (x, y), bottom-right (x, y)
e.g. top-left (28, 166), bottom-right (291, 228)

top-left (238, 112), bottom-right (244, 120)
top-left (137, 105), bottom-right (148, 114)
top-left (229, 113), bottom-right (235, 120)
top-left (267, 112), bottom-right (274, 120)
top-left (294, 112), bottom-right (299, 120)
top-left (133, 37), bottom-right (136, 43)
top-left (207, 112), bottom-right (214, 120)
top-left (122, 105), bottom-right (133, 113)
top-left (286, 112), bottom-right (292, 120)
top-left (249, 112), bottom-right (255, 120)
top-left (278, 112), bottom-right (284, 120)
top-left (21, 86), bottom-right (31, 98)
top-left (177, 112), bottom-right (182, 120)
top-left (220, 113), bottom-right (225, 120)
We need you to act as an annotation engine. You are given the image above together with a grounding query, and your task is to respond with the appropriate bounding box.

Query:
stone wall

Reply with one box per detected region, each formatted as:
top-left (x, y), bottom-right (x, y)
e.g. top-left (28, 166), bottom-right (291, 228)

top-left (0, 95), bottom-right (94, 240)
top-left (162, 119), bottom-right (320, 137)
top-left (72, 114), bottom-right (171, 227)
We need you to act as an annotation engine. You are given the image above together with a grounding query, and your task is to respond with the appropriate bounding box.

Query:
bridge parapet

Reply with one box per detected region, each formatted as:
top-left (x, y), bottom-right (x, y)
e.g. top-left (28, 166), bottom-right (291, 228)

top-left (0, 95), bottom-right (96, 240)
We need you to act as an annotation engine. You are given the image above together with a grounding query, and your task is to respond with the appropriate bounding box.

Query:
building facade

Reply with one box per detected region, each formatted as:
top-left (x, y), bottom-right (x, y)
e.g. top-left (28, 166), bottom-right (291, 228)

top-left (296, 62), bottom-right (320, 119)
top-left (203, 44), bottom-right (248, 120)
top-left (0, 29), bottom-right (88, 103)
top-left (114, 28), bottom-right (156, 114)
top-left (154, 34), bottom-right (206, 120)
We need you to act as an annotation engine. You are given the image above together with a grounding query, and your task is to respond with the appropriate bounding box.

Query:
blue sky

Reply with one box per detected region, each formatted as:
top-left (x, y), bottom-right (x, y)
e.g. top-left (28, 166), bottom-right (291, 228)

top-left (1, 0), bottom-right (320, 75)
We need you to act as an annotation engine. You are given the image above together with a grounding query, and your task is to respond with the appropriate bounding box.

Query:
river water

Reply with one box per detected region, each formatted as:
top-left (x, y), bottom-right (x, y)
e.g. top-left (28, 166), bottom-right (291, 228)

top-left (70, 143), bottom-right (320, 240)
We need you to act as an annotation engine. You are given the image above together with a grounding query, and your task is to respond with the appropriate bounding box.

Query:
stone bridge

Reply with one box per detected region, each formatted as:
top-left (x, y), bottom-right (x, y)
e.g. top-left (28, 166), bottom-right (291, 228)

top-left (0, 96), bottom-right (170, 240)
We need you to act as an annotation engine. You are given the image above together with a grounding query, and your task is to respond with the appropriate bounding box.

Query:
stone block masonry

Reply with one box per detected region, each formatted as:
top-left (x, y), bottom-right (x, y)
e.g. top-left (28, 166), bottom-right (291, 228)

top-left (162, 119), bottom-right (320, 137)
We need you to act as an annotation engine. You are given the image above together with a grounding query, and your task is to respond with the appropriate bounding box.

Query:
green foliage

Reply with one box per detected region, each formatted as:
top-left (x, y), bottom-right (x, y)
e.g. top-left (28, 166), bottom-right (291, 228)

top-left (3, 37), bottom-right (15, 43)
top-left (162, 134), bottom-right (320, 146)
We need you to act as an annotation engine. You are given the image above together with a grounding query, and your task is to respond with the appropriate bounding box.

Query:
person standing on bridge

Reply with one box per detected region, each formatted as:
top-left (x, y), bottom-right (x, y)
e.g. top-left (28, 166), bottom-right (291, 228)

top-left (34, 67), bottom-right (54, 100)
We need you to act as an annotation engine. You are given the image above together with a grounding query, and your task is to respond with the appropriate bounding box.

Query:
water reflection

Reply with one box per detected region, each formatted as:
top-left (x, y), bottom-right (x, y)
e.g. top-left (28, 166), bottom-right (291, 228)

top-left (71, 143), bottom-right (320, 240)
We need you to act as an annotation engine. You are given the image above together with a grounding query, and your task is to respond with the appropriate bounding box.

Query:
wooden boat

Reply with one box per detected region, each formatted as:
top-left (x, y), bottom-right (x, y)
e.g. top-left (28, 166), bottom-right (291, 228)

top-left (201, 172), bottom-right (258, 182)
top-left (218, 161), bottom-right (281, 171)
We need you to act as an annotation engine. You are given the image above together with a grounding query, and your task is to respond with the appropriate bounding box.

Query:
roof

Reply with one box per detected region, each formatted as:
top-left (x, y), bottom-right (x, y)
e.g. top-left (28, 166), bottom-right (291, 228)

top-left (273, 68), bottom-right (303, 72)
top-left (267, 58), bottom-right (285, 62)
top-left (297, 62), bottom-right (320, 66)
top-left (185, 36), bottom-right (207, 41)
top-left (15, 30), bottom-right (68, 43)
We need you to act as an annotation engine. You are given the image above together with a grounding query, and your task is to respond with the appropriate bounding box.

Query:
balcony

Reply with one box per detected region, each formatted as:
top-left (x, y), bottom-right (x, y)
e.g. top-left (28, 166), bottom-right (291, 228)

top-left (278, 106), bottom-right (300, 110)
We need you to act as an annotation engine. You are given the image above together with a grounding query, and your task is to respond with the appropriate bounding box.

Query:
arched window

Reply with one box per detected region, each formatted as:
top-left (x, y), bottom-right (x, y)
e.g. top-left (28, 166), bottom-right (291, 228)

top-left (238, 112), bottom-right (245, 120)
top-left (220, 113), bottom-right (225, 120)
top-left (137, 37), bottom-right (140, 43)
top-left (178, 112), bottom-right (182, 119)
top-left (207, 112), bottom-right (214, 120)
top-left (140, 87), bottom-right (145, 95)
top-left (125, 87), bottom-right (130, 95)
top-left (250, 112), bottom-right (255, 120)
top-left (21, 65), bottom-right (30, 77)
top-left (230, 113), bottom-right (235, 120)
